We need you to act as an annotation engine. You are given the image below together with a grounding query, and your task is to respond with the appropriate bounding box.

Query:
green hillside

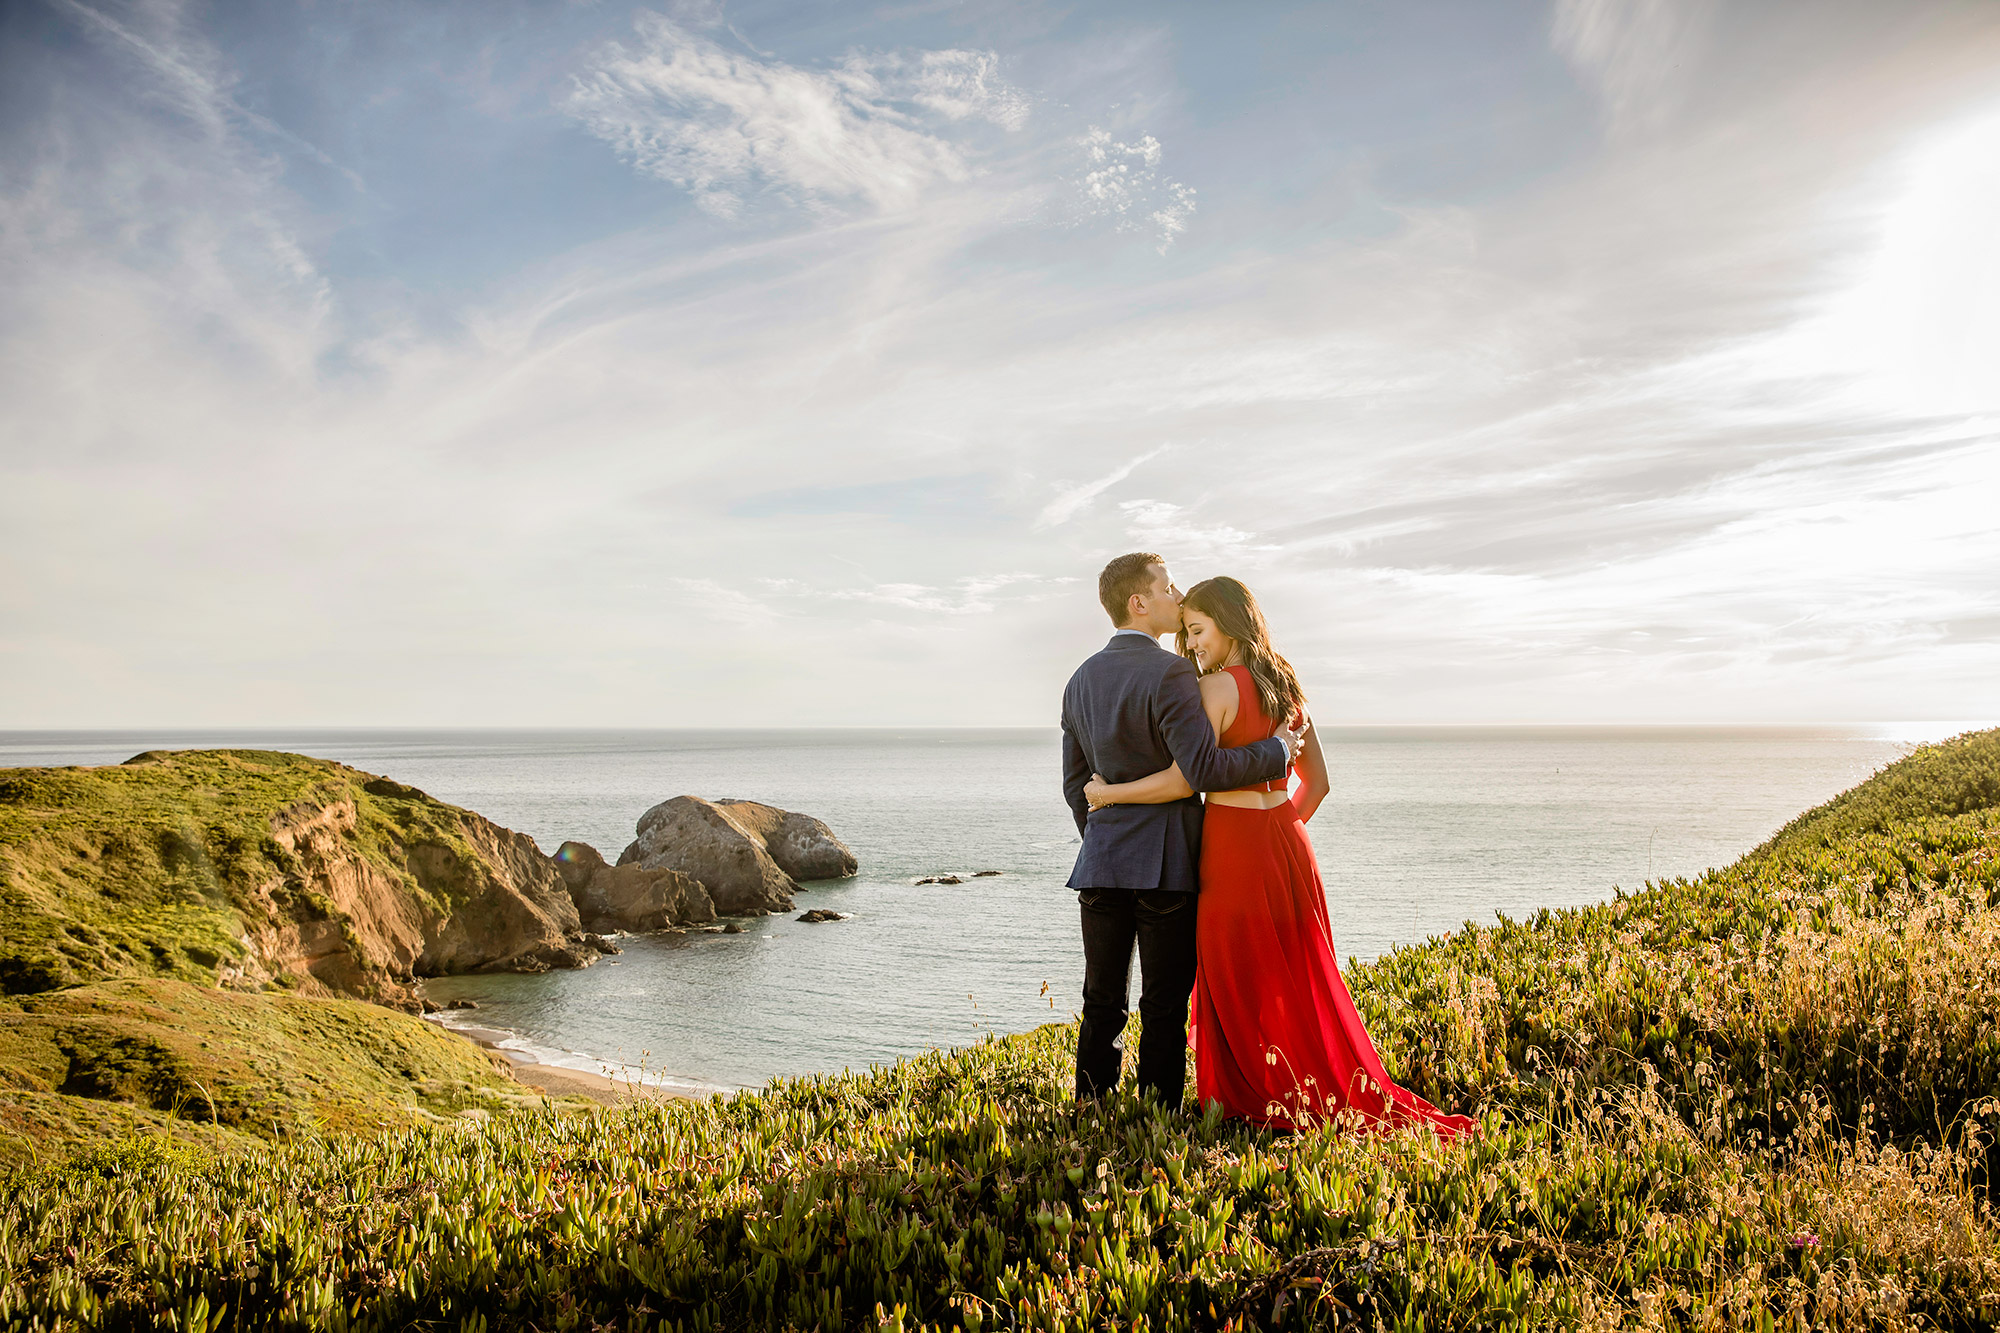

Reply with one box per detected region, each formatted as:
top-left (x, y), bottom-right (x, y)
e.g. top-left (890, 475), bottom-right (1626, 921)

top-left (6, 730), bottom-right (2000, 1330)
top-left (0, 979), bottom-right (537, 1166)
top-left (0, 750), bottom-right (574, 1171)
top-left (1752, 727), bottom-right (2000, 857)
top-left (0, 750), bottom-right (498, 999)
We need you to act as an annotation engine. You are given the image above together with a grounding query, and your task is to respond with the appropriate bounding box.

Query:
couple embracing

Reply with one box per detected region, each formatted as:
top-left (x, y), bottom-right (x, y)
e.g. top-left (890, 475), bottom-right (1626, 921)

top-left (1060, 552), bottom-right (1473, 1135)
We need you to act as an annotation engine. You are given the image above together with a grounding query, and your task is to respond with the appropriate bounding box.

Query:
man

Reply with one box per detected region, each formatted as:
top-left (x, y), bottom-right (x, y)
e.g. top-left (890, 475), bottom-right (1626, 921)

top-left (1060, 552), bottom-right (1302, 1108)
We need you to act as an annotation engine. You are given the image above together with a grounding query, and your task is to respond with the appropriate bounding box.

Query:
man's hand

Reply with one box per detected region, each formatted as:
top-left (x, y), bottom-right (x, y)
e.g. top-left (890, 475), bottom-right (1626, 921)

top-left (1277, 711), bottom-right (1309, 764)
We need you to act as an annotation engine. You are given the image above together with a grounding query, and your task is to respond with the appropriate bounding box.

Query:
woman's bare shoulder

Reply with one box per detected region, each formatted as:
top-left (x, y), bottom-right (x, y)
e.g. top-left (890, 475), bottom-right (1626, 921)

top-left (1197, 670), bottom-right (1240, 704)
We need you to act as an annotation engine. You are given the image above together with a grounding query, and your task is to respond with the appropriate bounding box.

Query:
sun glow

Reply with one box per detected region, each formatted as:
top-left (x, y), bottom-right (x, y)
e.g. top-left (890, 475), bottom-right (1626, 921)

top-left (1801, 103), bottom-right (2000, 414)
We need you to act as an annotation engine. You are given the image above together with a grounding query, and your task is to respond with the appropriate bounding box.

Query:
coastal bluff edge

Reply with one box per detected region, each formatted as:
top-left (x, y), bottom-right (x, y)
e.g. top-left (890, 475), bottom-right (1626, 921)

top-left (3, 730), bottom-right (2000, 1329)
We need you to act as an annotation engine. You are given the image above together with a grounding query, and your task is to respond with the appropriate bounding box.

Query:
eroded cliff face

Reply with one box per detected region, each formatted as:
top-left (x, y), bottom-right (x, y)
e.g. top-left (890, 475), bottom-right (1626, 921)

top-left (247, 784), bottom-right (602, 1009)
top-left (245, 794), bottom-right (428, 1002)
top-left (0, 750), bottom-right (606, 1012)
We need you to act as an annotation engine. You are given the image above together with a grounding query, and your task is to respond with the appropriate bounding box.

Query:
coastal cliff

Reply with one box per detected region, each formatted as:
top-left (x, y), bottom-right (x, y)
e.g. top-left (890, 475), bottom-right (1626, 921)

top-left (0, 749), bottom-right (615, 1163)
top-left (0, 750), bottom-right (605, 1012)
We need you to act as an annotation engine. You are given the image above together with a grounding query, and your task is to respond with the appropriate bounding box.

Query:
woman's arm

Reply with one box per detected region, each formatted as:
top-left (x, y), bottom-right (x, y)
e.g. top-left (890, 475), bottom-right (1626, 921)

top-left (1292, 715), bottom-right (1330, 823)
top-left (1084, 763), bottom-right (1193, 808)
top-left (1084, 673), bottom-right (1238, 809)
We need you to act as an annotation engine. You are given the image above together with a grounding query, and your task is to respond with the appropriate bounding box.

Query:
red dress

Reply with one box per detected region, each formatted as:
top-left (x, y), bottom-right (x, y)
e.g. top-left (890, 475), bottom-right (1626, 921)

top-left (1193, 665), bottom-right (1475, 1135)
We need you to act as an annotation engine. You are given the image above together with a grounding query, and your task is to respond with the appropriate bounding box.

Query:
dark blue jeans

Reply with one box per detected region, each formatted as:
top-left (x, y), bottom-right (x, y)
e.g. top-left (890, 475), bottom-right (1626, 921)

top-left (1075, 887), bottom-right (1198, 1106)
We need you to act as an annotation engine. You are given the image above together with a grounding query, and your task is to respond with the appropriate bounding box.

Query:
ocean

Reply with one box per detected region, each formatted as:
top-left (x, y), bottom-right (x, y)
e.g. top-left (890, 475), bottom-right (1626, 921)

top-left (0, 725), bottom-right (1946, 1093)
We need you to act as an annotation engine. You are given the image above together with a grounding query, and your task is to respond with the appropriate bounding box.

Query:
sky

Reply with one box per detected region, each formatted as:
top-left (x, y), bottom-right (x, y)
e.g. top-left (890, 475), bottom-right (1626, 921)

top-left (2, 0), bottom-right (1997, 728)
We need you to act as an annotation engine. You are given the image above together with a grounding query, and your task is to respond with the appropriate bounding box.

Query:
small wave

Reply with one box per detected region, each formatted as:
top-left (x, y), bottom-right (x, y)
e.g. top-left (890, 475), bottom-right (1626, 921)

top-left (423, 1011), bottom-right (745, 1097)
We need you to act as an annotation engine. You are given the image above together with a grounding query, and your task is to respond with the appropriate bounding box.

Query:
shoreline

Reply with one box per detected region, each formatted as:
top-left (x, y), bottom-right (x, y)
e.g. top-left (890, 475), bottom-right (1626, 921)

top-left (428, 1016), bottom-right (730, 1107)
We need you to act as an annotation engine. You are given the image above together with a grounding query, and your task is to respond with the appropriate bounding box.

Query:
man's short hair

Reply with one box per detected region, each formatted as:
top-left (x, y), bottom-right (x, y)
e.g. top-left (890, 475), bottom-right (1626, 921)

top-left (1098, 552), bottom-right (1166, 626)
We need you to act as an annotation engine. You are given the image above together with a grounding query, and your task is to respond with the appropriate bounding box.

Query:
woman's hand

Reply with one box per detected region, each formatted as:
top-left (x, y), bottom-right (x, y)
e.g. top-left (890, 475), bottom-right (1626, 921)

top-left (1084, 772), bottom-right (1114, 810)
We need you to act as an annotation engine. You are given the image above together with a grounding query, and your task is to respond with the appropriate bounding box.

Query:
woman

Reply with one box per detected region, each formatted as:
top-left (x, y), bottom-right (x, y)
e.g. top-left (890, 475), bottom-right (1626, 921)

top-left (1084, 577), bottom-right (1473, 1136)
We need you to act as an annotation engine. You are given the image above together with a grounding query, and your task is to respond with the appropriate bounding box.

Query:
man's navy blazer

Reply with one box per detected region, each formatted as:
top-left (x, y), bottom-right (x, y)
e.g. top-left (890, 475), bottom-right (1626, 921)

top-left (1061, 632), bottom-right (1288, 894)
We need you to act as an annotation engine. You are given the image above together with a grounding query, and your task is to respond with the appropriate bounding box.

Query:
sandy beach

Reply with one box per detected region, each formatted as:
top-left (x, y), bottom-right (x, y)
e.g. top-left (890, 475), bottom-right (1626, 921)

top-left (441, 1020), bottom-right (696, 1106)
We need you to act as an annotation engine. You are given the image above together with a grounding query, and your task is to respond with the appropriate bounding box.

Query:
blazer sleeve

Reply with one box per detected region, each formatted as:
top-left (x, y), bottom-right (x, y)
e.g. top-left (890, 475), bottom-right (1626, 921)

top-left (1157, 656), bottom-right (1286, 792)
top-left (1060, 697), bottom-right (1091, 835)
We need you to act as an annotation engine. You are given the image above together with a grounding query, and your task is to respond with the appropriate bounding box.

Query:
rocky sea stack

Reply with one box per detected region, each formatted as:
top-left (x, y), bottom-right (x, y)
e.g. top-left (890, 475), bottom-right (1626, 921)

top-left (550, 841), bottom-right (714, 934)
top-left (616, 796), bottom-right (857, 916)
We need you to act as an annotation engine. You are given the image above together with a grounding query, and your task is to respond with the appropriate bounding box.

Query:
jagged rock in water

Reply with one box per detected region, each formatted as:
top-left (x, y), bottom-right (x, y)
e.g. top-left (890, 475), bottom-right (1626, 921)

top-left (618, 796), bottom-right (855, 916)
top-left (552, 841), bottom-right (715, 934)
top-left (797, 909), bottom-right (845, 923)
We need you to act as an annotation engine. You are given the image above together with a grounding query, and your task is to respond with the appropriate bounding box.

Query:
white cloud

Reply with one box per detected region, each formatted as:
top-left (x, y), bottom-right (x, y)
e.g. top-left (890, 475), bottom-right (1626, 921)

top-left (1118, 500), bottom-right (1274, 568)
top-left (1552, 0), bottom-right (1715, 135)
top-left (664, 578), bottom-right (776, 627)
top-left (52, 0), bottom-right (362, 192)
top-left (1034, 445), bottom-right (1170, 529)
top-left (566, 14), bottom-right (1026, 217)
top-left (839, 49), bottom-right (1032, 130)
top-left (1067, 127), bottom-right (1196, 252)
top-left (800, 573), bottom-right (1061, 616)
top-left (1, 0), bottom-right (332, 406)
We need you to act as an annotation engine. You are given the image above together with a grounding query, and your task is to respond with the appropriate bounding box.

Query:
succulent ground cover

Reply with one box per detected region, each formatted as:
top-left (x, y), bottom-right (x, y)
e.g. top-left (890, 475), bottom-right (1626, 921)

top-left (5, 731), bottom-right (2000, 1330)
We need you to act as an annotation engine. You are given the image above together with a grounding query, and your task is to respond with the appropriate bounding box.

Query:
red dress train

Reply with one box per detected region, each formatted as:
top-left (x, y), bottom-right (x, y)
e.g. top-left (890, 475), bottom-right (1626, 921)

top-left (1192, 665), bottom-right (1475, 1136)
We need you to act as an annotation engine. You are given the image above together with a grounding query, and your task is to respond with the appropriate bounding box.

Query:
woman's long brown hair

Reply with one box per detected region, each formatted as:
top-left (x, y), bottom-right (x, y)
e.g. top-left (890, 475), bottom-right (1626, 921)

top-left (1175, 577), bottom-right (1306, 728)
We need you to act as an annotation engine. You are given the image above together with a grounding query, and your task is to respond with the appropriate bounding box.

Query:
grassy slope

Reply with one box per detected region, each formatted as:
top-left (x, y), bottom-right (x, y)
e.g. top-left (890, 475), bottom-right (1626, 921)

top-left (1753, 727), bottom-right (2000, 857)
top-left (0, 750), bottom-right (497, 995)
top-left (0, 751), bottom-right (560, 1169)
top-left (6, 730), bottom-right (2000, 1331)
top-left (0, 979), bottom-right (540, 1167)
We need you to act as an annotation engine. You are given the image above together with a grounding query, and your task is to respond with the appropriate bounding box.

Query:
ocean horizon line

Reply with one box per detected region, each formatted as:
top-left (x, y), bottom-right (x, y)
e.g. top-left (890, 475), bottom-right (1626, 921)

top-left (1, 720), bottom-right (1990, 745)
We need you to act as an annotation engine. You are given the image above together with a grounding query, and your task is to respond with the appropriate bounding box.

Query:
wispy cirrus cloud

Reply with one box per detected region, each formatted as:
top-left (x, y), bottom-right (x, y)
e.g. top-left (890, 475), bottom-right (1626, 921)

top-left (48, 0), bottom-right (361, 191)
top-left (1034, 445), bottom-right (1170, 529)
top-left (759, 572), bottom-right (1067, 617)
top-left (664, 577), bottom-right (779, 627)
top-left (1552, 0), bottom-right (1715, 135)
top-left (1118, 500), bottom-right (1274, 568)
top-left (565, 13), bottom-right (1028, 217)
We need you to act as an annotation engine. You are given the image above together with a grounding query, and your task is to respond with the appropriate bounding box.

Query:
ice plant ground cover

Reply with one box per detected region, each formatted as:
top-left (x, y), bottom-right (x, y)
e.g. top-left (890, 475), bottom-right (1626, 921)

top-left (5, 731), bottom-right (2000, 1331)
